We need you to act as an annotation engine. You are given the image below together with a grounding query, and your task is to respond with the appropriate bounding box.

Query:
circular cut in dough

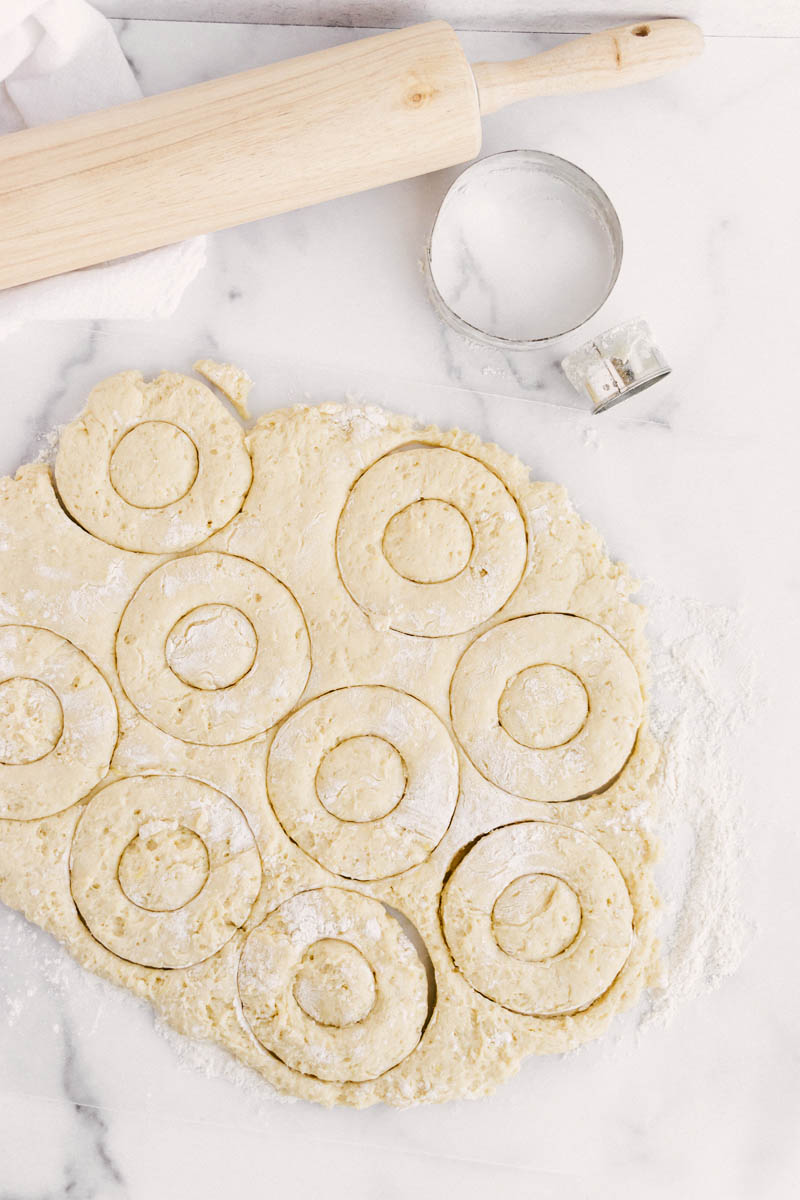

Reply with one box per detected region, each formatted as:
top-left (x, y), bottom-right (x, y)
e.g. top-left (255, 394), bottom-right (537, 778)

top-left (267, 686), bottom-right (459, 880)
top-left (441, 822), bottom-right (633, 1016)
top-left (0, 677), bottom-right (63, 765)
top-left (70, 775), bottom-right (262, 969)
top-left (55, 371), bottom-right (252, 553)
top-left (336, 446), bottom-right (527, 636)
top-left (116, 552), bottom-right (311, 745)
top-left (238, 887), bottom-right (429, 1082)
top-left (0, 625), bottom-right (117, 820)
top-left (450, 613), bottom-right (642, 801)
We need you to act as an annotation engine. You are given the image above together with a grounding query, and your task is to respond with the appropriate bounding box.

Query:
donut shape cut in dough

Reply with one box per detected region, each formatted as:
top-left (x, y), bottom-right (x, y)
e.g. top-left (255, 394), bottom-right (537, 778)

top-left (441, 822), bottom-right (633, 1016)
top-left (55, 371), bottom-right (252, 553)
top-left (0, 625), bottom-right (117, 820)
top-left (267, 686), bottom-right (459, 880)
top-left (116, 552), bottom-right (311, 746)
top-left (0, 385), bottom-right (662, 1106)
top-left (238, 887), bottom-right (429, 1082)
top-left (450, 613), bottom-right (643, 802)
top-left (336, 446), bottom-right (527, 636)
top-left (70, 774), bottom-right (262, 969)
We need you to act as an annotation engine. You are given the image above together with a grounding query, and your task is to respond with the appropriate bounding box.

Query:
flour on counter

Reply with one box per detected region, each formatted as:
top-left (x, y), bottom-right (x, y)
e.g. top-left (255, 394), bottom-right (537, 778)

top-left (153, 1013), bottom-right (295, 1108)
top-left (639, 585), bottom-right (754, 1030)
top-left (33, 424), bottom-right (64, 466)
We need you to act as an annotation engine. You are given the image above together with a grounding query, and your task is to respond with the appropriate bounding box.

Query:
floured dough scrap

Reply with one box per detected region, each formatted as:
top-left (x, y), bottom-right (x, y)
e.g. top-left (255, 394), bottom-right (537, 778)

top-left (194, 359), bottom-right (254, 420)
top-left (0, 374), bottom-right (662, 1108)
top-left (55, 371), bottom-right (252, 553)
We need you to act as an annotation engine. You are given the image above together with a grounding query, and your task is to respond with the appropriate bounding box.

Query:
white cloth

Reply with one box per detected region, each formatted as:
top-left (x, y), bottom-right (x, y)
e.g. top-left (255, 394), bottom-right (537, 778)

top-left (0, 0), bottom-right (206, 340)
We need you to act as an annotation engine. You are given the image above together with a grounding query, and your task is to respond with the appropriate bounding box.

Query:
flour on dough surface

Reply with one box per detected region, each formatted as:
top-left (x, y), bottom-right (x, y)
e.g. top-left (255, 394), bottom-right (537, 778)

top-left (0, 367), bottom-right (661, 1107)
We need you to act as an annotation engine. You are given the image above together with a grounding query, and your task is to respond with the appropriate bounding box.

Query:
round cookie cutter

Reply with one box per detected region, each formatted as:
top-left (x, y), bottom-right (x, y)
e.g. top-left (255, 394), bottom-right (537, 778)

top-left (425, 150), bottom-right (623, 349)
top-left (561, 318), bottom-right (672, 413)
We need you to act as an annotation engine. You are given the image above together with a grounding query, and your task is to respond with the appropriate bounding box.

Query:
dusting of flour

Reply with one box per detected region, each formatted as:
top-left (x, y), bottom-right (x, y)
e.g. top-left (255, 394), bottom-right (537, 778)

top-left (638, 584), bottom-right (754, 1030)
top-left (32, 424), bottom-right (64, 466)
top-left (0, 582), bottom-right (752, 1107)
top-left (153, 1010), bottom-right (296, 1108)
top-left (152, 585), bottom-right (755, 1092)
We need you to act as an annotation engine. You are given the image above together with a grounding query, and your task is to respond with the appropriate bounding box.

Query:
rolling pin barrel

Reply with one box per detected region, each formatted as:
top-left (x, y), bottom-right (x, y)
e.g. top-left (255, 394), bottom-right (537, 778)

top-left (0, 19), bottom-right (703, 291)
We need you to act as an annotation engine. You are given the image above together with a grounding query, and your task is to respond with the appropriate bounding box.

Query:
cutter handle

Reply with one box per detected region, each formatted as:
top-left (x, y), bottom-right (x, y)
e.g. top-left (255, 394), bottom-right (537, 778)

top-left (472, 19), bottom-right (704, 115)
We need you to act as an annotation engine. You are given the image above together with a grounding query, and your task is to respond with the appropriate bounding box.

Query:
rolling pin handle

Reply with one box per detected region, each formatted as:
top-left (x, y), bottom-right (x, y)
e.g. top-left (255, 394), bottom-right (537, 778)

top-left (472, 19), bottom-right (704, 115)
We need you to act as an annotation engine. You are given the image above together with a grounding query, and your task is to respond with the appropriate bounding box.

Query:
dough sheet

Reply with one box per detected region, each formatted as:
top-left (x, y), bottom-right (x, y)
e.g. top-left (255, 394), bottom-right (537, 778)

top-left (0, 367), bottom-right (660, 1106)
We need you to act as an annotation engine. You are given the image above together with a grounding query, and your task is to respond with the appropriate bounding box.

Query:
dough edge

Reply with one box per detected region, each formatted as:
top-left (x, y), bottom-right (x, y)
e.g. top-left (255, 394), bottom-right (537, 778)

top-left (0, 387), bottom-right (662, 1108)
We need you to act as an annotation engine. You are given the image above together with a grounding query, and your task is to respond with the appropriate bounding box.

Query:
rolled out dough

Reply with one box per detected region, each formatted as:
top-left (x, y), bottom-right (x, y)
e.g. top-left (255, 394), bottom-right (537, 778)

top-left (0, 367), bottom-right (660, 1107)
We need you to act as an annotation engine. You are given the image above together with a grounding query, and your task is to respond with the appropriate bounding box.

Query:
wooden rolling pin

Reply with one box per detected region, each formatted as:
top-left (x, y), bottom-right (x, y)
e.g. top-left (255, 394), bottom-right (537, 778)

top-left (0, 18), bottom-right (703, 290)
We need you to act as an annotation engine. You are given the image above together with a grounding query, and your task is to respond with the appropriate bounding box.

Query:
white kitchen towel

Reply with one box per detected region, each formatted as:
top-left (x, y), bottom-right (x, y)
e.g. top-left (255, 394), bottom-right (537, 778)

top-left (0, 0), bottom-right (206, 340)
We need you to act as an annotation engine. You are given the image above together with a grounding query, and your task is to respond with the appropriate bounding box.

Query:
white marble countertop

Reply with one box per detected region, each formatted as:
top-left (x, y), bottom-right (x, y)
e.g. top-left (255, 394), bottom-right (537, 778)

top-left (1, 12), bottom-right (799, 1200)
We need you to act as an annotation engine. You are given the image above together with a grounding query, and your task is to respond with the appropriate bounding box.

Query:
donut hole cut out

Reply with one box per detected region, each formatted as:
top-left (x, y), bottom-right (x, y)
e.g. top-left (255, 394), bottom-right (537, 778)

top-left (165, 603), bottom-right (258, 691)
top-left (109, 421), bottom-right (199, 509)
top-left (118, 824), bottom-right (210, 912)
top-left (498, 664), bottom-right (590, 750)
top-left (491, 873), bottom-right (582, 961)
top-left (0, 677), bottom-right (64, 765)
top-left (292, 938), bottom-right (377, 1027)
top-left (315, 735), bottom-right (407, 823)
top-left (382, 499), bottom-right (473, 584)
